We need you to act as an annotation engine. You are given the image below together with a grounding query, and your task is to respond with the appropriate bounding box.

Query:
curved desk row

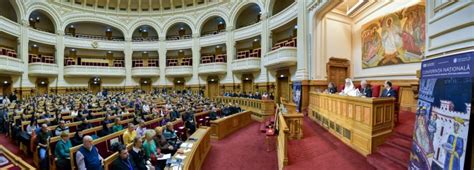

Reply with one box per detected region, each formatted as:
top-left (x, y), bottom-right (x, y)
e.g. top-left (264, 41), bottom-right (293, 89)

top-left (0, 145), bottom-right (35, 170)
top-left (214, 96), bottom-right (275, 122)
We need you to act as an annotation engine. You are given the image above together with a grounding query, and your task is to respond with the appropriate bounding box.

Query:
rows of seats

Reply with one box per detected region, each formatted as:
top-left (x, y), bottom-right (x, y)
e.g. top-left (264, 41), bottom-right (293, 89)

top-left (271, 37), bottom-right (297, 51)
top-left (65, 33), bottom-right (125, 41)
top-left (28, 54), bottom-right (55, 64)
top-left (0, 47), bottom-right (17, 58)
top-left (236, 48), bottom-right (261, 59)
top-left (167, 58), bottom-right (192, 66)
top-left (132, 59), bottom-right (159, 67)
top-left (200, 54), bottom-right (226, 64)
top-left (132, 36), bottom-right (159, 42)
top-left (166, 35), bottom-right (192, 40)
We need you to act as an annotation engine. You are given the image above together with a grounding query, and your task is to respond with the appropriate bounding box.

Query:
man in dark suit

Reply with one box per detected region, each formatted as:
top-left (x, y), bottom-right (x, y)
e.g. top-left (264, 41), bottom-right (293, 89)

top-left (327, 82), bottom-right (337, 94)
top-left (112, 145), bottom-right (136, 170)
top-left (360, 80), bottom-right (372, 97)
top-left (380, 81), bottom-right (397, 98)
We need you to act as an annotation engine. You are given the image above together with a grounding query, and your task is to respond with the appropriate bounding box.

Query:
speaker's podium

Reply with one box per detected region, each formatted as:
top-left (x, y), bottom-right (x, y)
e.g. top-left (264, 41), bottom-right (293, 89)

top-left (308, 92), bottom-right (396, 156)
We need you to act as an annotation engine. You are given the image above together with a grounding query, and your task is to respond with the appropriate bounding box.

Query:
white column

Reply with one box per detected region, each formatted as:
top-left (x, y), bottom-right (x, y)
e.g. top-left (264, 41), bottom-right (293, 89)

top-left (55, 30), bottom-right (65, 87)
top-left (295, 0), bottom-right (310, 81)
top-left (221, 26), bottom-right (235, 84)
top-left (124, 38), bottom-right (133, 87)
top-left (189, 33), bottom-right (201, 85)
top-left (255, 12), bottom-right (270, 84)
top-left (158, 36), bottom-right (167, 86)
top-left (18, 20), bottom-right (33, 88)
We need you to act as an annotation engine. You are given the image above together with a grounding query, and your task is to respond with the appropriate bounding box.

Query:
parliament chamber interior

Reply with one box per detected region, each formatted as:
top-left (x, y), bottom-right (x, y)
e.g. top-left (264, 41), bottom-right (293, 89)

top-left (0, 0), bottom-right (473, 169)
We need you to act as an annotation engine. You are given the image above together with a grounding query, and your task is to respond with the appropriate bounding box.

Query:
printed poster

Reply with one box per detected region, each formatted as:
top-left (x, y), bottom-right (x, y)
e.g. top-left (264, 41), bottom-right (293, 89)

top-left (292, 81), bottom-right (302, 113)
top-left (409, 52), bottom-right (474, 170)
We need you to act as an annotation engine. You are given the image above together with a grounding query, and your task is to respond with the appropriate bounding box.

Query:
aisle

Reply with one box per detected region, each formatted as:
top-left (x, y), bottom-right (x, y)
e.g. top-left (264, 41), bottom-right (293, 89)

top-left (285, 117), bottom-right (374, 170)
top-left (0, 134), bottom-right (35, 165)
top-left (201, 121), bottom-right (278, 170)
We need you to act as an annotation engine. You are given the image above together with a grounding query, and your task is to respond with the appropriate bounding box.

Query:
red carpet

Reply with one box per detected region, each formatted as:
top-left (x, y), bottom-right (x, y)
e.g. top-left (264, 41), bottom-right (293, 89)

top-left (0, 134), bottom-right (35, 166)
top-left (367, 111), bottom-right (415, 170)
top-left (285, 117), bottom-right (375, 170)
top-left (202, 121), bottom-right (278, 170)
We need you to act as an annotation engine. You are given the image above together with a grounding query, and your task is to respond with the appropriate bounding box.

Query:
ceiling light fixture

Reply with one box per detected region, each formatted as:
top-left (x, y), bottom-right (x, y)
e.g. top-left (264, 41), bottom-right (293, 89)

top-left (3, 81), bottom-right (8, 84)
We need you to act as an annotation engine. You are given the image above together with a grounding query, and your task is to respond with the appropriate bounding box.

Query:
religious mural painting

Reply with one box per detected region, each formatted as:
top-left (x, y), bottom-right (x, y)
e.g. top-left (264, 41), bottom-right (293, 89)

top-left (361, 4), bottom-right (425, 69)
top-left (409, 52), bottom-right (474, 170)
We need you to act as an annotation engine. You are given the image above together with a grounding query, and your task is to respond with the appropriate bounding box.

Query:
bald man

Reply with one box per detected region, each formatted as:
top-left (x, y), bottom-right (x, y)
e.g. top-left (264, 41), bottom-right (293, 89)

top-left (76, 135), bottom-right (104, 170)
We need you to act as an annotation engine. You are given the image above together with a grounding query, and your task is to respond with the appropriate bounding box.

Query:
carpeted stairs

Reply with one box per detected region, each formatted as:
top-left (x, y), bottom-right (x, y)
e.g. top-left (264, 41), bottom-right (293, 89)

top-left (367, 111), bottom-right (415, 170)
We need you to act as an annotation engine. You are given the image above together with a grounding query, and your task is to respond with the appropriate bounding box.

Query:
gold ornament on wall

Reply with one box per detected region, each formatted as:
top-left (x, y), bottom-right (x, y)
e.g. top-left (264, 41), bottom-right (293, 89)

top-left (91, 41), bottom-right (99, 48)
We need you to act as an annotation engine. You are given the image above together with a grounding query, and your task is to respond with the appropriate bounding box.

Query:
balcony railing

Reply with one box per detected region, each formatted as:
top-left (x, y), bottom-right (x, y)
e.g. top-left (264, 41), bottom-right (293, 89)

top-left (264, 47), bottom-right (297, 69)
top-left (0, 55), bottom-right (23, 74)
top-left (232, 57), bottom-right (261, 72)
top-left (131, 67), bottom-right (160, 77)
top-left (198, 62), bottom-right (227, 75)
top-left (64, 65), bottom-right (126, 77)
top-left (28, 63), bottom-right (59, 76)
top-left (166, 35), bottom-right (192, 41)
top-left (65, 33), bottom-right (125, 41)
top-left (165, 66), bottom-right (193, 77)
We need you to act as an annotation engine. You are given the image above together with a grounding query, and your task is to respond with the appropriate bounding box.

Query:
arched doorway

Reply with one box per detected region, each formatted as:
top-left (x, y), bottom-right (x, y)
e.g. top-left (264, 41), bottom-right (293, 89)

top-left (0, 77), bottom-right (12, 96)
top-left (241, 74), bottom-right (254, 94)
top-left (174, 78), bottom-right (185, 93)
top-left (207, 76), bottom-right (219, 98)
top-left (140, 78), bottom-right (152, 93)
top-left (36, 78), bottom-right (49, 96)
top-left (89, 77), bottom-right (102, 94)
top-left (276, 70), bottom-right (290, 103)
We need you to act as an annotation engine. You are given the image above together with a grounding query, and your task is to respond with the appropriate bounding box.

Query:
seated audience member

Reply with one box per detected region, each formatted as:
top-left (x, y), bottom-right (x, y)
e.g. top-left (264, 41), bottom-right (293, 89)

top-left (55, 120), bottom-right (70, 136)
top-left (360, 80), bottom-right (372, 97)
top-left (76, 135), bottom-right (104, 170)
top-left (71, 131), bottom-right (84, 146)
top-left (111, 144), bottom-right (136, 170)
top-left (209, 107), bottom-right (218, 120)
top-left (78, 118), bottom-right (92, 131)
top-left (163, 122), bottom-right (180, 147)
top-left (170, 109), bottom-right (180, 121)
top-left (123, 123), bottom-right (137, 145)
top-left (154, 127), bottom-right (175, 154)
top-left (326, 82), bottom-right (337, 94)
top-left (26, 119), bottom-right (39, 135)
top-left (55, 131), bottom-right (72, 170)
top-left (340, 78), bottom-right (361, 96)
top-left (380, 80), bottom-right (397, 98)
top-left (112, 117), bottom-right (124, 132)
top-left (143, 130), bottom-right (158, 159)
top-left (130, 137), bottom-right (148, 170)
top-left (98, 121), bottom-right (112, 137)
top-left (37, 124), bottom-right (51, 170)
top-left (136, 120), bottom-right (147, 138)
top-left (160, 113), bottom-right (171, 126)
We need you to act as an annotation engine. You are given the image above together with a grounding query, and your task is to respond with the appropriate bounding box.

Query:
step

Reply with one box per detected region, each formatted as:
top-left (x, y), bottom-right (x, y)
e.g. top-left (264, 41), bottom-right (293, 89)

top-left (392, 130), bottom-right (413, 141)
top-left (385, 135), bottom-right (412, 152)
top-left (376, 144), bottom-right (410, 167)
top-left (367, 152), bottom-right (406, 170)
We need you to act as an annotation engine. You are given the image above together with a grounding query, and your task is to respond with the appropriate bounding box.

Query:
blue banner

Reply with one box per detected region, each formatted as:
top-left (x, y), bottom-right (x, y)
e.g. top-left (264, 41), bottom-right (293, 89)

top-left (409, 52), bottom-right (474, 170)
top-left (292, 81), bottom-right (302, 113)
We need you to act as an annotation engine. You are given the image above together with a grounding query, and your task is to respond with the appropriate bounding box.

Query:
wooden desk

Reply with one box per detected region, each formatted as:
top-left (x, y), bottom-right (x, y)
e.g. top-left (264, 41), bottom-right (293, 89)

top-left (210, 111), bottom-right (252, 140)
top-left (308, 92), bottom-right (395, 156)
top-left (167, 127), bottom-right (211, 170)
top-left (277, 113), bottom-right (289, 170)
top-left (214, 96), bottom-right (275, 122)
top-left (0, 146), bottom-right (36, 170)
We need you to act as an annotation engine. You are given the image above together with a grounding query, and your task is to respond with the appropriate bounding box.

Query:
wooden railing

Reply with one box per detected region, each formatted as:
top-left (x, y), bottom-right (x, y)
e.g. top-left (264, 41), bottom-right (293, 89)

top-left (308, 92), bottom-right (395, 156)
top-left (209, 111), bottom-right (253, 140)
top-left (282, 113), bottom-right (304, 140)
top-left (277, 113), bottom-right (289, 170)
top-left (0, 146), bottom-right (36, 170)
top-left (167, 126), bottom-right (211, 170)
top-left (214, 96), bottom-right (275, 122)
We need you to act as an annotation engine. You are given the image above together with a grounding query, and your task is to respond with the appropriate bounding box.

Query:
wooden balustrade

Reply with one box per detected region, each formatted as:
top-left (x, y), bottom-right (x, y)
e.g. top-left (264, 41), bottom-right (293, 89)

top-left (277, 113), bottom-right (289, 170)
top-left (209, 111), bottom-right (253, 140)
top-left (0, 146), bottom-right (36, 170)
top-left (308, 92), bottom-right (395, 156)
top-left (282, 113), bottom-right (304, 140)
top-left (214, 96), bottom-right (275, 122)
top-left (167, 126), bottom-right (211, 170)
